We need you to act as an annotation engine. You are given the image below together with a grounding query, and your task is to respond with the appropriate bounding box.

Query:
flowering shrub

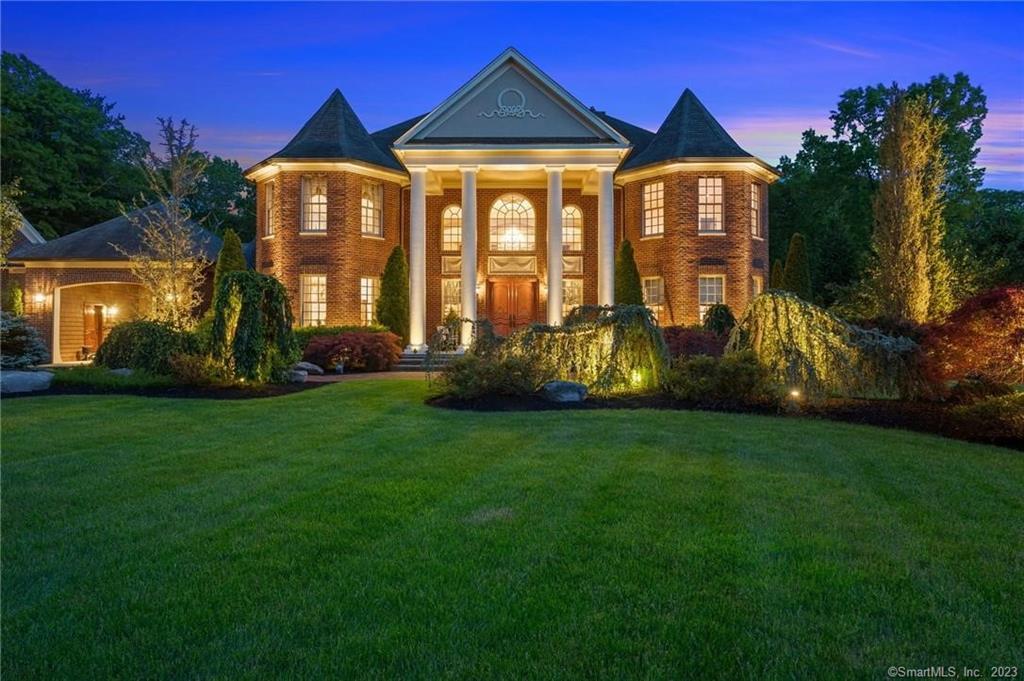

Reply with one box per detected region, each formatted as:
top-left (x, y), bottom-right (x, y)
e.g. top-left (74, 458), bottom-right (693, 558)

top-left (302, 331), bottom-right (402, 372)
top-left (0, 312), bottom-right (47, 368)
top-left (923, 286), bottom-right (1024, 385)
top-left (661, 326), bottom-right (727, 359)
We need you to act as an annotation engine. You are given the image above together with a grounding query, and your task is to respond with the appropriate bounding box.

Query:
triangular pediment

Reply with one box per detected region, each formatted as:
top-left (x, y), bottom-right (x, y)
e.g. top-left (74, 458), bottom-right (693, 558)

top-left (396, 48), bottom-right (628, 146)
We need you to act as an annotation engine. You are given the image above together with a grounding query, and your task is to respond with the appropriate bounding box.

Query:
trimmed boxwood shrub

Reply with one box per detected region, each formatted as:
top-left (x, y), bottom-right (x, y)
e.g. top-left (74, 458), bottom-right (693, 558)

top-left (662, 326), bottom-right (727, 359)
top-left (0, 312), bottom-right (47, 368)
top-left (302, 331), bottom-right (402, 372)
top-left (438, 354), bottom-right (548, 400)
top-left (664, 350), bottom-right (778, 407)
top-left (94, 320), bottom-right (197, 375)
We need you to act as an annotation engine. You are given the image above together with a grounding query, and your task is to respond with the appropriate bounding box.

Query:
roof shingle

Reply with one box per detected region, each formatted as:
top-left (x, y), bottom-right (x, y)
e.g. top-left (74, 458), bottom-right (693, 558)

top-left (9, 204), bottom-right (221, 261)
top-left (620, 89), bottom-right (753, 171)
top-left (262, 90), bottom-right (404, 172)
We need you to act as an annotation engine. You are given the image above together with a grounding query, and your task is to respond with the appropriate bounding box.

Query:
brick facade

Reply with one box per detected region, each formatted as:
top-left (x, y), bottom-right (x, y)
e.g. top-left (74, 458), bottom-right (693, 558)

top-left (255, 171), bottom-right (402, 326)
top-left (254, 168), bottom-right (769, 334)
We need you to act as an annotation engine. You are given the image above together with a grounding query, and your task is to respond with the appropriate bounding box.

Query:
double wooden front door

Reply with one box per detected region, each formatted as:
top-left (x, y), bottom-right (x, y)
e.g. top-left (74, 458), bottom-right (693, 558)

top-left (487, 279), bottom-right (537, 336)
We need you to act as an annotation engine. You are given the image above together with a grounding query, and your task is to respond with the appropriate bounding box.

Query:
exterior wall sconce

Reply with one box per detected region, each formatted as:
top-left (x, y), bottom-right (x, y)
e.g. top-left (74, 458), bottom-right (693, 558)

top-left (32, 292), bottom-right (46, 304)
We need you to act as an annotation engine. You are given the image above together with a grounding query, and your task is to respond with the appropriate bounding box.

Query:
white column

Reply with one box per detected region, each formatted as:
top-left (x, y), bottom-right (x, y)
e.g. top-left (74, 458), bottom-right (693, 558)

top-left (597, 167), bottom-right (615, 305)
top-left (459, 166), bottom-right (478, 348)
top-left (408, 168), bottom-right (427, 351)
top-left (546, 166), bottom-right (564, 325)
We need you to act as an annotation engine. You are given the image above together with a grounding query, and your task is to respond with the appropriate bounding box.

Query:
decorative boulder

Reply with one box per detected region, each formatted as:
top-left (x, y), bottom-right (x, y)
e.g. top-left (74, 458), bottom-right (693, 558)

top-left (287, 369), bottom-right (308, 384)
top-left (540, 380), bottom-right (587, 403)
top-left (108, 368), bottom-right (134, 377)
top-left (0, 370), bottom-right (54, 394)
top-left (292, 361), bottom-right (324, 376)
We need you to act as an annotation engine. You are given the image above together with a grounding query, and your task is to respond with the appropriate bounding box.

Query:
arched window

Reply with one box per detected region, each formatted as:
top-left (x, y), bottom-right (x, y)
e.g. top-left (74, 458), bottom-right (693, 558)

top-left (562, 205), bottom-right (582, 252)
top-left (490, 194), bottom-right (535, 252)
top-left (302, 176), bottom-right (327, 232)
top-left (442, 205), bottom-right (462, 252)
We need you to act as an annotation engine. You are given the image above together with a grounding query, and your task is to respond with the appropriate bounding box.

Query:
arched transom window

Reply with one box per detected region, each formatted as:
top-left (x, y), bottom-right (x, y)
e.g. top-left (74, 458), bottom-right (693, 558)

top-left (490, 194), bottom-right (535, 252)
top-left (442, 205), bottom-right (462, 252)
top-left (562, 205), bottom-right (582, 252)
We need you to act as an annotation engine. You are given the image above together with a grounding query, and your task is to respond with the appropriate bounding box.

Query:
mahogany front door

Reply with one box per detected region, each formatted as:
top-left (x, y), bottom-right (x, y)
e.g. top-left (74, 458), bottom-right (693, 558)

top-left (488, 279), bottom-right (536, 336)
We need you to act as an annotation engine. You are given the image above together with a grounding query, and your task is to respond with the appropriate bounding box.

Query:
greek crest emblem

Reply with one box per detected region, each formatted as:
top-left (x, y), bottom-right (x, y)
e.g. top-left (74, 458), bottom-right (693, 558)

top-left (478, 88), bottom-right (544, 119)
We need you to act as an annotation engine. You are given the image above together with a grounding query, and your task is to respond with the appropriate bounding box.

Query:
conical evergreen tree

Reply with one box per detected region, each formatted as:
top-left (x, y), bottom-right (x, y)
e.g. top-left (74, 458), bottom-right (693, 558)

top-left (377, 245), bottom-right (410, 343)
top-left (614, 240), bottom-right (644, 305)
top-left (782, 233), bottom-right (812, 300)
top-left (212, 228), bottom-right (247, 302)
top-left (770, 260), bottom-right (785, 289)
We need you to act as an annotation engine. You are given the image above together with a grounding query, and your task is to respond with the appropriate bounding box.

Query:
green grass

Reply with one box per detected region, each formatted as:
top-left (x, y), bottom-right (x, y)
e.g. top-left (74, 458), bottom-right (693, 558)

top-left (3, 380), bottom-right (1022, 679)
top-left (50, 365), bottom-right (176, 390)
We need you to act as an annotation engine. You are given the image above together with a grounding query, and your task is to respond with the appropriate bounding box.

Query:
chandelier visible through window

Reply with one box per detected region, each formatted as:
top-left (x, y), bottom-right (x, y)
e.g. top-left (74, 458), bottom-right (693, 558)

top-left (490, 194), bottom-right (535, 252)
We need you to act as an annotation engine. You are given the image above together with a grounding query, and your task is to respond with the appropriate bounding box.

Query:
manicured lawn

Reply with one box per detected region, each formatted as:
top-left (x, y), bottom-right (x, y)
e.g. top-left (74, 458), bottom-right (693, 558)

top-left (2, 380), bottom-right (1021, 679)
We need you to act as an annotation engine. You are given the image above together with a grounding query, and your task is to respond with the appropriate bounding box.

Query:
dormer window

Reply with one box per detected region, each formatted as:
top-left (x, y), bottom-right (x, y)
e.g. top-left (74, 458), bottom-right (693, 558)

top-left (361, 181), bottom-right (383, 236)
top-left (301, 176), bottom-right (327, 233)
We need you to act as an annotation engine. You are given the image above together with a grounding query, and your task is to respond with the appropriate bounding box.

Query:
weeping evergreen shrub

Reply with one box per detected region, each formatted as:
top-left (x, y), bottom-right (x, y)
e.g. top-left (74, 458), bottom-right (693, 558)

top-left (727, 291), bottom-right (921, 400)
top-left (210, 270), bottom-right (298, 382)
top-left (500, 304), bottom-right (669, 395)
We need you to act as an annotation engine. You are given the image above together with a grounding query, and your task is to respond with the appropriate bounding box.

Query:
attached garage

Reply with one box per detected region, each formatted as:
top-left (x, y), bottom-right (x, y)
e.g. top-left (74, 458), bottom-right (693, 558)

top-left (8, 205), bottom-right (221, 363)
top-left (54, 282), bottom-right (147, 362)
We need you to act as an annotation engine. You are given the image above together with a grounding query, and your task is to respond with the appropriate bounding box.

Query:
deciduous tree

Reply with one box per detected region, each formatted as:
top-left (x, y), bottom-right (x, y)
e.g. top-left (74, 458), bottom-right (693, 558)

top-left (868, 94), bottom-right (952, 323)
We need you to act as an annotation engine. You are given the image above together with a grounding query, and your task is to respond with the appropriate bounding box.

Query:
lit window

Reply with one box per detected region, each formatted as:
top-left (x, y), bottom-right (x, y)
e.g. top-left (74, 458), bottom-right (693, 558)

top-left (752, 274), bottom-right (764, 297)
top-left (360, 276), bottom-right (380, 326)
top-left (699, 275), bottom-right (725, 321)
top-left (562, 205), bottom-right (582, 252)
top-left (562, 279), bottom-right (583, 318)
top-left (442, 279), bottom-right (461, 317)
top-left (490, 194), bottom-right (535, 252)
top-left (642, 182), bottom-right (664, 237)
top-left (698, 177), bottom-right (724, 232)
top-left (361, 181), bottom-right (383, 236)
top-left (300, 274), bottom-right (326, 326)
top-left (264, 182), bottom-right (275, 237)
top-left (442, 205), bottom-right (462, 252)
top-left (642, 276), bottom-right (665, 323)
top-left (302, 176), bottom-right (328, 232)
top-left (750, 183), bottom-right (762, 237)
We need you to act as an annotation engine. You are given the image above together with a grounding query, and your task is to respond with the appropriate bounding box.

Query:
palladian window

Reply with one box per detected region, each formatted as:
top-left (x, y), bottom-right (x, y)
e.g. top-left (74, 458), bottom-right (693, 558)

top-left (442, 205), bottom-right (462, 252)
top-left (562, 205), bottom-right (582, 252)
top-left (301, 176), bottom-right (328, 232)
top-left (490, 194), bottom-right (535, 252)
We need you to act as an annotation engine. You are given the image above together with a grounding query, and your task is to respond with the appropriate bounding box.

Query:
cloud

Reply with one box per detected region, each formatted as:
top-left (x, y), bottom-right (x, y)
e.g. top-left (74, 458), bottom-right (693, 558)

top-left (720, 110), bottom-right (834, 164)
top-left (803, 38), bottom-right (880, 60)
top-left (978, 102), bottom-right (1024, 186)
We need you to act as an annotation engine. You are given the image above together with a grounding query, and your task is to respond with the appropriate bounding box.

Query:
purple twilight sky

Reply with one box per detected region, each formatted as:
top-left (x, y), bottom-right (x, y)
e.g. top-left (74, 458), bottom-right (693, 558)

top-left (2, 1), bottom-right (1022, 188)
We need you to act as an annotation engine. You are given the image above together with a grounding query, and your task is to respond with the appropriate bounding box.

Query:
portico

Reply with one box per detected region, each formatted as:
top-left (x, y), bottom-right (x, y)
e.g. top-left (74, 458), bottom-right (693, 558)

top-left (392, 48), bottom-right (630, 350)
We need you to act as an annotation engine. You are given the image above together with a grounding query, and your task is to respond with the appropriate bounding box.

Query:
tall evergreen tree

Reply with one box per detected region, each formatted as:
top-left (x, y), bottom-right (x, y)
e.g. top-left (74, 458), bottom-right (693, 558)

top-left (770, 259), bottom-right (785, 289)
top-left (213, 229), bottom-right (247, 300)
top-left (782, 233), bottom-right (812, 300)
top-left (868, 94), bottom-right (952, 322)
top-left (377, 246), bottom-right (409, 343)
top-left (614, 240), bottom-right (643, 305)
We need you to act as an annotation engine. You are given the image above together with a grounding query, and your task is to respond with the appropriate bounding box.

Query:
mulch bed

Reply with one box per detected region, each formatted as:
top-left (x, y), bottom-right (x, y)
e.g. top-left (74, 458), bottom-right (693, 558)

top-left (6, 381), bottom-right (328, 400)
top-left (428, 394), bottom-right (1023, 450)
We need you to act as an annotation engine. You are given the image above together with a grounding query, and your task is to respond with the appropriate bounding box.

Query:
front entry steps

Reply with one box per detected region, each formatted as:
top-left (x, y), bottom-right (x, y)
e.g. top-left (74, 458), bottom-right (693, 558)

top-left (392, 351), bottom-right (460, 372)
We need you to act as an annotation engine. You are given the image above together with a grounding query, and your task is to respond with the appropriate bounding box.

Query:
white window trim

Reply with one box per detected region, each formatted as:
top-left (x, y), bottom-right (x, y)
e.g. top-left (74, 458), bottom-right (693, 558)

top-left (299, 274), bottom-right (327, 327)
top-left (641, 181), bottom-right (665, 238)
top-left (698, 274), bottom-right (726, 321)
top-left (697, 177), bottom-right (724, 234)
top-left (361, 181), bottom-right (383, 237)
top-left (441, 205), bottom-right (463, 253)
top-left (301, 176), bottom-right (328, 234)
top-left (263, 182), bottom-right (276, 240)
